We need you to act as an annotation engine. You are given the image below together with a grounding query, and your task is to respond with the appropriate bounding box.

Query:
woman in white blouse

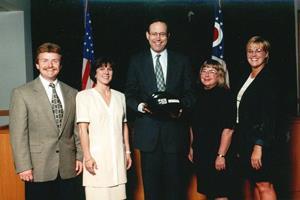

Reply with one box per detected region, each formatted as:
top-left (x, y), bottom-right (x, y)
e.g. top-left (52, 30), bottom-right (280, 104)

top-left (76, 57), bottom-right (132, 200)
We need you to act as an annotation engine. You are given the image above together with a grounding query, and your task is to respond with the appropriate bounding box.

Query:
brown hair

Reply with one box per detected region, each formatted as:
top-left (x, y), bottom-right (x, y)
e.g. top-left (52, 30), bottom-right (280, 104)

top-left (147, 18), bottom-right (169, 34)
top-left (90, 56), bottom-right (116, 83)
top-left (35, 42), bottom-right (62, 64)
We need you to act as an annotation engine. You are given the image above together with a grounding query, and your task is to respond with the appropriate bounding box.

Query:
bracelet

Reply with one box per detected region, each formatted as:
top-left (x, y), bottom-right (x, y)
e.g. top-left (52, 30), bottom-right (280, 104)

top-left (125, 151), bottom-right (131, 154)
top-left (217, 153), bottom-right (225, 158)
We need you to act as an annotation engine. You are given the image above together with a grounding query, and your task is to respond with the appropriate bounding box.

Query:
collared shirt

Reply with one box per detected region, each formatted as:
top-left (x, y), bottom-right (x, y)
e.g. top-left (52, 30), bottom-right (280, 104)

top-left (39, 75), bottom-right (65, 110)
top-left (137, 49), bottom-right (168, 113)
top-left (150, 48), bottom-right (168, 84)
top-left (236, 74), bottom-right (255, 123)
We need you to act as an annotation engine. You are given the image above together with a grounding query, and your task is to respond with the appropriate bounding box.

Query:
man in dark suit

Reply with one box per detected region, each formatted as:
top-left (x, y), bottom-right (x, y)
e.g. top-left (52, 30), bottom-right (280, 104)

top-left (9, 42), bottom-right (83, 200)
top-left (125, 19), bottom-right (195, 200)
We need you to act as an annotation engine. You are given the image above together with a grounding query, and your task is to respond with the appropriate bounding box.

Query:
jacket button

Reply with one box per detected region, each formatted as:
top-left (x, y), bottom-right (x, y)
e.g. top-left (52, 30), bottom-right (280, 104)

top-left (56, 150), bottom-right (59, 153)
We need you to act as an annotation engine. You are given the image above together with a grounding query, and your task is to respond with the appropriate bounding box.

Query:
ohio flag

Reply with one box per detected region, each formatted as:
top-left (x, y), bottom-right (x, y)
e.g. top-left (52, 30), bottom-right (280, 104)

top-left (211, 1), bottom-right (230, 87)
top-left (81, 0), bottom-right (95, 90)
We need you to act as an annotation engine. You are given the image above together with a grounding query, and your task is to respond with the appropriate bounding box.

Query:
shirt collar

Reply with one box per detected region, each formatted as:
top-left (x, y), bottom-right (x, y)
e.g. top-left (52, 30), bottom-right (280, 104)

top-left (150, 48), bottom-right (167, 60)
top-left (39, 74), bottom-right (59, 88)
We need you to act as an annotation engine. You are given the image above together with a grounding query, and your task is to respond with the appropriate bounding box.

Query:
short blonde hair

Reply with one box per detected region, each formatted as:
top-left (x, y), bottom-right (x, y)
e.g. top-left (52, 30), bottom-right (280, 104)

top-left (200, 59), bottom-right (227, 88)
top-left (246, 36), bottom-right (270, 62)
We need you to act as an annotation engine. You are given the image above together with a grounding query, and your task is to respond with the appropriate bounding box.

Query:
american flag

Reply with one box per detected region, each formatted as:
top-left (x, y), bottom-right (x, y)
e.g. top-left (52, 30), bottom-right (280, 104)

top-left (211, 0), bottom-right (230, 87)
top-left (81, 1), bottom-right (95, 90)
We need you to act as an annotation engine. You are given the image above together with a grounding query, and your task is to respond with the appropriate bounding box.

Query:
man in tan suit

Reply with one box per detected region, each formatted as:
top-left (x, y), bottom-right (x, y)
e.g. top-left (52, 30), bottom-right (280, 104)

top-left (9, 42), bottom-right (83, 200)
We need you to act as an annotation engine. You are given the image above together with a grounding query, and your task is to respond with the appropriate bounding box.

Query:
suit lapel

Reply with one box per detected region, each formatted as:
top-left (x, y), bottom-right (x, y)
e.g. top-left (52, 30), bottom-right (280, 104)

top-left (143, 51), bottom-right (158, 93)
top-left (166, 51), bottom-right (176, 91)
top-left (59, 82), bottom-right (71, 137)
top-left (33, 78), bottom-right (58, 131)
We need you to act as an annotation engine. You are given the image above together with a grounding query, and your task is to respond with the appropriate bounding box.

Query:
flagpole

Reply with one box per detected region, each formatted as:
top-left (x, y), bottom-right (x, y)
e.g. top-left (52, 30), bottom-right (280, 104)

top-left (81, 0), bottom-right (95, 90)
top-left (295, 0), bottom-right (300, 115)
top-left (84, 0), bottom-right (88, 28)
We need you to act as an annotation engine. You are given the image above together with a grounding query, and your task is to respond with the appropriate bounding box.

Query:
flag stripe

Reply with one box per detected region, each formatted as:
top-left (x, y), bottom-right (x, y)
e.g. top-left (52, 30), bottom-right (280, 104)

top-left (81, 59), bottom-right (91, 90)
top-left (81, 0), bottom-right (95, 90)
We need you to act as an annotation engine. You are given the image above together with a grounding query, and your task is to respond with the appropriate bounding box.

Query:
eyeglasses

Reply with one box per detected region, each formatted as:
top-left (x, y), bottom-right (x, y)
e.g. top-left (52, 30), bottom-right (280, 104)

top-left (247, 48), bottom-right (264, 54)
top-left (149, 32), bottom-right (168, 38)
top-left (200, 69), bottom-right (218, 75)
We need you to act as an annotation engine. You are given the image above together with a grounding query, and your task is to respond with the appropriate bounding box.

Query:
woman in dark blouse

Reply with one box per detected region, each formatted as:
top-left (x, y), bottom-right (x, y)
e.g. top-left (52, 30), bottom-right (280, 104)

top-left (188, 59), bottom-right (235, 200)
top-left (235, 36), bottom-right (277, 199)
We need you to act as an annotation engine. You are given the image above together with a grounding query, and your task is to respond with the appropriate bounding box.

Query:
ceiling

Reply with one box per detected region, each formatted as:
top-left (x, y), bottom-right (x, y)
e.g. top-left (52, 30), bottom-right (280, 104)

top-left (0, 0), bottom-right (21, 11)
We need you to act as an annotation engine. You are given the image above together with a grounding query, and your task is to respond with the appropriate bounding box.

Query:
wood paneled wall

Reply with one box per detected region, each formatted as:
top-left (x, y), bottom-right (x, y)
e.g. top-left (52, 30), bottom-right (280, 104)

top-left (0, 127), bottom-right (25, 200)
top-left (291, 118), bottom-right (300, 199)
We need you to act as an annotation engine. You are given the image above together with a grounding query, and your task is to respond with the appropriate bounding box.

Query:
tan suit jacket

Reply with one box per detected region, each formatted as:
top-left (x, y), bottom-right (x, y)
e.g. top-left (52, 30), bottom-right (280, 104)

top-left (9, 77), bottom-right (82, 182)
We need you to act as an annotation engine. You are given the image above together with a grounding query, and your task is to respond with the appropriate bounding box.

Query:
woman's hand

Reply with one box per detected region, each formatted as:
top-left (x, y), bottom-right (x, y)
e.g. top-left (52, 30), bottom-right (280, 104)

top-left (125, 153), bottom-right (132, 170)
top-left (215, 156), bottom-right (226, 171)
top-left (85, 157), bottom-right (98, 175)
top-left (251, 145), bottom-right (262, 170)
top-left (188, 147), bottom-right (194, 163)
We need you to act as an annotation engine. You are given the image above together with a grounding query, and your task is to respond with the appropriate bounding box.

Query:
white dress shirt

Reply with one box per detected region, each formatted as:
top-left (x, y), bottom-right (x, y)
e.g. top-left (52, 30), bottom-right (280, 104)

top-left (150, 48), bottom-right (168, 83)
top-left (138, 49), bottom-right (168, 113)
top-left (39, 75), bottom-right (65, 110)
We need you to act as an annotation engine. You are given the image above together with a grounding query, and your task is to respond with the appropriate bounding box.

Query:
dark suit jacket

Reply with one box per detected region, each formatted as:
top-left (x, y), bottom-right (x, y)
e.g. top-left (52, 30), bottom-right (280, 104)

top-left (235, 67), bottom-right (278, 154)
top-left (125, 50), bottom-right (195, 153)
top-left (9, 77), bottom-right (82, 182)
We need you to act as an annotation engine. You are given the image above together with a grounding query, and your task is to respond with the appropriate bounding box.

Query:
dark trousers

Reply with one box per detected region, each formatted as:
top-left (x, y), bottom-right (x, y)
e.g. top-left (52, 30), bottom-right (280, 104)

top-left (141, 141), bottom-right (184, 200)
top-left (25, 174), bottom-right (83, 200)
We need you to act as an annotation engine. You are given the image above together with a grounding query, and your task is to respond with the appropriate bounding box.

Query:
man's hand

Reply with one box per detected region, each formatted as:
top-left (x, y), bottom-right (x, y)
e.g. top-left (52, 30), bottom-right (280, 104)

top-left (143, 103), bottom-right (152, 114)
top-left (75, 160), bottom-right (83, 175)
top-left (19, 169), bottom-right (33, 182)
top-left (170, 108), bottom-right (183, 119)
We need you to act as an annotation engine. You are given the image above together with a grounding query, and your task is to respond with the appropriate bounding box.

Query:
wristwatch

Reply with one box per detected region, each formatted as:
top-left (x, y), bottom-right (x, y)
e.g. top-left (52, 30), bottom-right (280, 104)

top-left (217, 153), bottom-right (225, 158)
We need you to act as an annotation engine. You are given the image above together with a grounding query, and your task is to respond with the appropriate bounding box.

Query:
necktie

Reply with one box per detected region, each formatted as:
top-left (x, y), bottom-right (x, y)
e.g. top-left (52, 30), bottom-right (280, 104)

top-left (155, 54), bottom-right (166, 91)
top-left (49, 83), bottom-right (63, 130)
